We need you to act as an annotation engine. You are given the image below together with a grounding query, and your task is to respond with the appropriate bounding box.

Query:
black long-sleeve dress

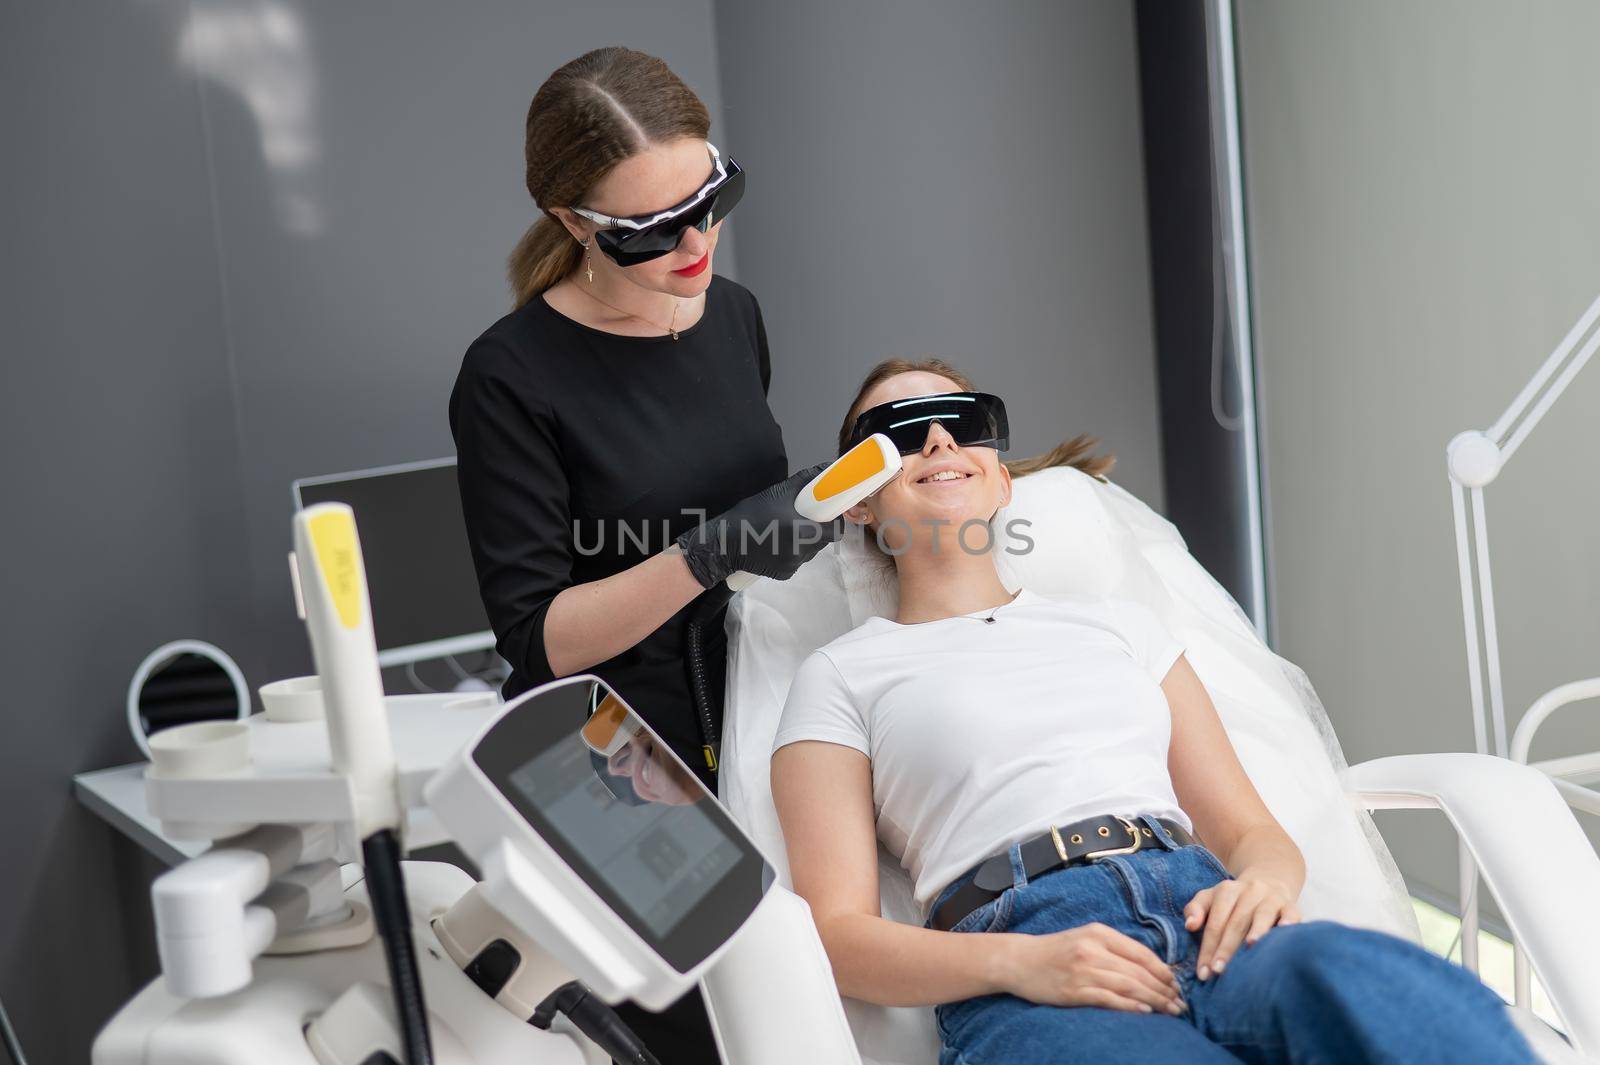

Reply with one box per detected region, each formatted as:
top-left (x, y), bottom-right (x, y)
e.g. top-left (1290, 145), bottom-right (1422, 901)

top-left (448, 274), bottom-right (789, 1062)
top-left (449, 273), bottom-right (788, 783)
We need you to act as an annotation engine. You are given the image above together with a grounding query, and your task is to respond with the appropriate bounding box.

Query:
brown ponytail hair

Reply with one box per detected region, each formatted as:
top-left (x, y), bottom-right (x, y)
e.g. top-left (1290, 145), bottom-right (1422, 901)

top-left (836, 357), bottom-right (1116, 481)
top-left (508, 47), bottom-right (711, 307)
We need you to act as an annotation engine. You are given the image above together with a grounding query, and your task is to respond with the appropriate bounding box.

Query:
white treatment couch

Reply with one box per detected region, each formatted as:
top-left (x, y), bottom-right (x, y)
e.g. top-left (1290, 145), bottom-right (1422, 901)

top-left (717, 465), bottom-right (1599, 1064)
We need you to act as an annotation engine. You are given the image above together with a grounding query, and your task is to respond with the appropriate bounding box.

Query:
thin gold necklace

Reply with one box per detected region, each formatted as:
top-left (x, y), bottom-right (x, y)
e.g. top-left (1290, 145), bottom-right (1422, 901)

top-left (578, 283), bottom-right (686, 340)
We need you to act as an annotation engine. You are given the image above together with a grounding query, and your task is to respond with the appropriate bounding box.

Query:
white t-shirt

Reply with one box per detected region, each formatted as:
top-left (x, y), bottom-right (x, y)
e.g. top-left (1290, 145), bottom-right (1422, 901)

top-left (771, 587), bottom-right (1192, 915)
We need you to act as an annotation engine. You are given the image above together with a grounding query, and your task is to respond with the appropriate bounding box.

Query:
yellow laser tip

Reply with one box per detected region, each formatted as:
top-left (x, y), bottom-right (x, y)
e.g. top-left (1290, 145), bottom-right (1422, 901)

top-left (581, 692), bottom-right (631, 750)
top-left (814, 439), bottom-right (888, 502)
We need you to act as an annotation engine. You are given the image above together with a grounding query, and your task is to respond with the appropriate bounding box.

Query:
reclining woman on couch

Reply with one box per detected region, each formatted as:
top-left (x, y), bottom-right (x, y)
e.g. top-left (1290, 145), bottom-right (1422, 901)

top-left (769, 357), bottom-right (1536, 1064)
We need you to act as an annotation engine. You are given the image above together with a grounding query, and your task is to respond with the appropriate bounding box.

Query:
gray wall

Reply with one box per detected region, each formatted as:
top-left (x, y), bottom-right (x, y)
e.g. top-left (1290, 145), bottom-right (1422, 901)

top-left (711, 0), bottom-right (1166, 504)
top-left (3, 2), bottom-right (1162, 1057)
top-left (1236, 0), bottom-right (1600, 910)
top-left (1, 3), bottom-right (239, 1060)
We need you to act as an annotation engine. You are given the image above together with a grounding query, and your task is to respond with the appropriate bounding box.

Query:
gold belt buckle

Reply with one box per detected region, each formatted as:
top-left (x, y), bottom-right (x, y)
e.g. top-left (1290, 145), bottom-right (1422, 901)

top-left (1054, 815), bottom-right (1144, 863)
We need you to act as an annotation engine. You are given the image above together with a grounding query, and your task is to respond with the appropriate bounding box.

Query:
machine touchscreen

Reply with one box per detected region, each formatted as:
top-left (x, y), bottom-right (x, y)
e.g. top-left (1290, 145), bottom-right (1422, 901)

top-left (469, 678), bottom-right (771, 973)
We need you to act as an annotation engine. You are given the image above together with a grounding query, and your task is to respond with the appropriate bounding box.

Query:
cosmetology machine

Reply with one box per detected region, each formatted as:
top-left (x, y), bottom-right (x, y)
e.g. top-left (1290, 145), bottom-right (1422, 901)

top-left (92, 434), bottom-right (910, 1065)
top-left (94, 500), bottom-right (863, 1064)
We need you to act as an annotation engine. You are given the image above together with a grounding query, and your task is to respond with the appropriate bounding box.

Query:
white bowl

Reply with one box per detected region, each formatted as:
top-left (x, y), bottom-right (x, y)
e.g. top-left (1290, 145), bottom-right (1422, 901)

top-left (259, 675), bottom-right (324, 722)
top-left (148, 720), bottom-right (251, 778)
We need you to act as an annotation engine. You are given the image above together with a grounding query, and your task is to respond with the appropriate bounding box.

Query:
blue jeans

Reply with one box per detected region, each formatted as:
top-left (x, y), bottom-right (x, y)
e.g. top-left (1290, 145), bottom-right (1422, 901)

top-left (925, 814), bottom-right (1538, 1064)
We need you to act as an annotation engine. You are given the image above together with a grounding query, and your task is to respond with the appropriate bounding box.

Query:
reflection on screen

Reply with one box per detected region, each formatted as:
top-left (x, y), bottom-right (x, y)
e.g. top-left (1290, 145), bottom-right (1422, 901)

top-left (508, 727), bottom-right (743, 939)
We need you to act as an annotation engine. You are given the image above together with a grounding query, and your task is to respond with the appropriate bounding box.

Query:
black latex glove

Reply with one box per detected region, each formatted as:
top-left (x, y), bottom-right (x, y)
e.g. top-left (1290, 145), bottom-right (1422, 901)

top-left (674, 461), bottom-right (845, 589)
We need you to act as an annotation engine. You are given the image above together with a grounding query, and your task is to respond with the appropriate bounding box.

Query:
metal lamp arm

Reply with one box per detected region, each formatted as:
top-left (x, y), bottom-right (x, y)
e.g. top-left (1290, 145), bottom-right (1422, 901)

top-left (1446, 288), bottom-right (1600, 761)
top-left (1489, 290), bottom-right (1600, 462)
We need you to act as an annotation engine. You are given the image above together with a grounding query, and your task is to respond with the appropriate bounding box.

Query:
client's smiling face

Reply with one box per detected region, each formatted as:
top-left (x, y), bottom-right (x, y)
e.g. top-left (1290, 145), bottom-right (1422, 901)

top-left (606, 733), bottom-right (699, 806)
top-left (845, 371), bottom-right (1012, 555)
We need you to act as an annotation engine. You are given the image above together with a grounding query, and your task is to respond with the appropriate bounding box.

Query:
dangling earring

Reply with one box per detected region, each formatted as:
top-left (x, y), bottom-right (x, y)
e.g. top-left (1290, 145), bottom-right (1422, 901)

top-left (580, 239), bottom-right (594, 284)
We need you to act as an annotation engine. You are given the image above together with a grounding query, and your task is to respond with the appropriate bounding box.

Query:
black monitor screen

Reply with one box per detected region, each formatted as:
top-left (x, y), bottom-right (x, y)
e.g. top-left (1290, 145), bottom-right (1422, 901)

top-left (295, 462), bottom-right (490, 654)
top-left (472, 679), bottom-right (772, 972)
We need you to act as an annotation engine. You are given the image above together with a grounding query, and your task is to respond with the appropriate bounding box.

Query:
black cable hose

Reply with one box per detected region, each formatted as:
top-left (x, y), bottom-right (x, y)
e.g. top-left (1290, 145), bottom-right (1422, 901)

top-left (683, 583), bottom-right (736, 771)
top-left (531, 980), bottom-right (661, 1065)
top-left (362, 829), bottom-right (434, 1065)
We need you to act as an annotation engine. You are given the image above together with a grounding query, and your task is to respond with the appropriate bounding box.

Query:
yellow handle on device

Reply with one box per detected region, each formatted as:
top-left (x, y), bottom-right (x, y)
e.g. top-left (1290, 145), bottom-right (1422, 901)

top-left (306, 509), bottom-right (366, 630)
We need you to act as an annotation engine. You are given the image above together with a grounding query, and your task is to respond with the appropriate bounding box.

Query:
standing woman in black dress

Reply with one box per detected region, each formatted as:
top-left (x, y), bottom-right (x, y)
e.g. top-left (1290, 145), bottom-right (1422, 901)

top-left (449, 46), bottom-right (837, 1063)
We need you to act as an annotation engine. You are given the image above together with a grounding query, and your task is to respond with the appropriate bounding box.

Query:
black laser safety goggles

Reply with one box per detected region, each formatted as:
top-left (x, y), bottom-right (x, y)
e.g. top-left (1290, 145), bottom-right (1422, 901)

top-left (844, 391), bottom-right (1010, 456)
top-left (571, 141), bottom-right (745, 267)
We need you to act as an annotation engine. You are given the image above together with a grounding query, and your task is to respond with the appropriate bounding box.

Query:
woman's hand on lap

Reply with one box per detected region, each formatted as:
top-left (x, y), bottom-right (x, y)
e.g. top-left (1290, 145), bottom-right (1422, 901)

top-left (1185, 874), bottom-right (1302, 980)
top-left (1000, 923), bottom-right (1186, 1015)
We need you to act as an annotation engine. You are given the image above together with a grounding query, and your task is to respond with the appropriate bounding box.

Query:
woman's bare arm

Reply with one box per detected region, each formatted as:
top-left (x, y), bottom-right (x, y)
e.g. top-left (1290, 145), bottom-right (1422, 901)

top-left (541, 548), bottom-right (706, 678)
top-left (771, 740), bottom-right (1183, 1012)
top-left (772, 740), bottom-right (1014, 1005)
top-left (1162, 654), bottom-right (1304, 895)
top-left (1163, 653), bottom-right (1305, 977)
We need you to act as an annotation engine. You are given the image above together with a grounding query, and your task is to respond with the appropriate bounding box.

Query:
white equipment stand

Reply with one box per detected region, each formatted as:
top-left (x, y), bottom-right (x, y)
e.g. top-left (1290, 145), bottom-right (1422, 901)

top-left (1446, 288), bottom-right (1600, 1006)
top-left (94, 504), bottom-right (858, 1065)
top-left (95, 677), bottom-right (860, 1064)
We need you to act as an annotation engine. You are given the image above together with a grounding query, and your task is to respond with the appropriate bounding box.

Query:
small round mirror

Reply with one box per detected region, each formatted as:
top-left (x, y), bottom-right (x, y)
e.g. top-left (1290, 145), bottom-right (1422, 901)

top-left (127, 640), bottom-right (250, 760)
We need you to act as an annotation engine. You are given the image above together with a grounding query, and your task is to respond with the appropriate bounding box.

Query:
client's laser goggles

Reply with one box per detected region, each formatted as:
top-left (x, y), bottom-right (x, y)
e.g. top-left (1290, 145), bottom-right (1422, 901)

top-left (845, 391), bottom-right (1010, 456)
top-left (572, 141), bottom-right (745, 267)
top-left (582, 685), bottom-right (650, 806)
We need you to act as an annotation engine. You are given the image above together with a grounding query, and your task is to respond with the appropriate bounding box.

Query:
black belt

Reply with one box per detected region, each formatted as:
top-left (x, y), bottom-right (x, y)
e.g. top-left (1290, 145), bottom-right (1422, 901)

top-left (930, 813), bottom-right (1197, 933)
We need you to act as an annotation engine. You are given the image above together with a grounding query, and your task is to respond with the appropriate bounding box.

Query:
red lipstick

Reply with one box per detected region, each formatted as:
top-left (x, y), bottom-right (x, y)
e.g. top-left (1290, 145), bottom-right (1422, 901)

top-left (672, 252), bottom-right (710, 278)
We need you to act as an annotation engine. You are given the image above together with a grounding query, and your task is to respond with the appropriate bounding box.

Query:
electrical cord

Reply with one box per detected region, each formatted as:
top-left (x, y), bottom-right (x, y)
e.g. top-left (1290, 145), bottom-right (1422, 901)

top-left (362, 829), bottom-right (433, 1065)
top-left (531, 980), bottom-right (660, 1065)
top-left (450, 651), bottom-right (511, 687)
top-left (405, 661), bottom-right (439, 694)
top-left (683, 583), bottom-right (737, 774)
top-left (409, 654), bottom-right (509, 694)
top-left (0, 992), bottom-right (28, 1065)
